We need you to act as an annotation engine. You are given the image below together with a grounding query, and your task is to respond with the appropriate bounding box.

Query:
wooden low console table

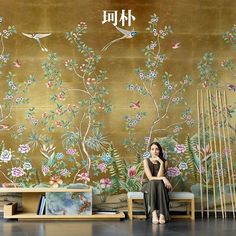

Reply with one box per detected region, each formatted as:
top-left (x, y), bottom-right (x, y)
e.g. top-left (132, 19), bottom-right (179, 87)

top-left (0, 187), bottom-right (125, 220)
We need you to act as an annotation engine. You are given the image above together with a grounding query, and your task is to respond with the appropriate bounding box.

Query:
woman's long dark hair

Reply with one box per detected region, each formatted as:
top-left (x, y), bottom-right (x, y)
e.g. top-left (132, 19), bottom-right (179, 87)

top-left (149, 142), bottom-right (166, 162)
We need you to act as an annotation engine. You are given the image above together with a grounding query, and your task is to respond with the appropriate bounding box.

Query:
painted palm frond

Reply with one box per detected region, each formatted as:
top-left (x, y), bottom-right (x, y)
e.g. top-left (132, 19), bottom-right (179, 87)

top-left (119, 178), bottom-right (142, 192)
top-left (0, 141), bottom-right (4, 153)
top-left (132, 153), bottom-right (143, 166)
top-left (154, 136), bottom-right (178, 153)
top-left (62, 131), bottom-right (80, 148)
top-left (118, 162), bottom-right (143, 192)
top-left (185, 135), bottom-right (199, 182)
top-left (28, 131), bottom-right (45, 149)
top-left (107, 144), bottom-right (126, 183)
top-left (110, 176), bottom-right (120, 193)
top-left (85, 129), bottom-right (109, 151)
top-left (47, 152), bottom-right (56, 168)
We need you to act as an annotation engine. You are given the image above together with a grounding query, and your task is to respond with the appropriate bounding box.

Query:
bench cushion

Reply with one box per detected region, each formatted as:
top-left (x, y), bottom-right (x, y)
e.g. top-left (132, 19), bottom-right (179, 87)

top-left (169, 192), bottom-right (194, 199)
top-left (127, 192), bottom-right (144, 199)
top-left (127, 191), bottom-right (194, 199)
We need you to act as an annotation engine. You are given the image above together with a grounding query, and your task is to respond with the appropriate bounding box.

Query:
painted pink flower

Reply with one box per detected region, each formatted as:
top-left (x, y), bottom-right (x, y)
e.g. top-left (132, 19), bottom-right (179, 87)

top-left (144, 137), bottom-right (150, 144)
top-left (167, 167), bottom-right (180, 177)
top-left (161, 95), bottom-right (169, 100)
top-left (42, 165), bottom-right (50, 176)
top-left (221, 60), bottom-right (227, 67)
top-left (128, 166), bottom-right (137, 177)
top-left (55, 121), bottom-right (62, 127)
top-left (202, 81), bottom-right (208, 88)
top-left (42, 112), bottom-right (47, 118)
top-left (195, 144), bottom-right (211, 158)
top-left (66, 148), bottom-right (77, 155)
top-left (100, 178), bottom-right (112, 189)
top-left (174, 144), bottom-right (186, 153)
top-left (67, 104), bottom-right (72, 111)
top-left (98, 163), bottom-right (107, 173)
top-left (57, 93), bottom-right (65, 101)
top-left (46, 81), bottom-right (53, 88)
top-left (183, 79), bottom-right (189, 84)
top-left (18, 144), bottom-right (30, 154)
top-left (11, 167), bottom-right (25, 177)
top-left (60, 168), bottom-right (69, 177)
top-left (49, 175), bottom-right (63, 188)
top-left (223, 148), bottom-right (231, 157)
top-left (198, 165), bottom-right (205, 174)
top-left (77, 172), bottom-right (90, 182)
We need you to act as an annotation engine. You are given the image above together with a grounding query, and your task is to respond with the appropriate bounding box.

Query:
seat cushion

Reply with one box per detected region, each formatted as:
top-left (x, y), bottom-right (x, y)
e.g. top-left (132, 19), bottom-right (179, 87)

top-left (127, 191), bottom-right (194, 199)
top-left (169, 192), bottom-right (194, 199)
top-left (127, 192), bottom-right (144, 199)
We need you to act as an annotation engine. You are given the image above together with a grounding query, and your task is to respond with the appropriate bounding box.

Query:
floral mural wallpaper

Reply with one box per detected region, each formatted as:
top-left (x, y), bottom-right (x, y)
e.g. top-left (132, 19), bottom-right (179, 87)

top-left (0, 0), bottom-right (236, 213)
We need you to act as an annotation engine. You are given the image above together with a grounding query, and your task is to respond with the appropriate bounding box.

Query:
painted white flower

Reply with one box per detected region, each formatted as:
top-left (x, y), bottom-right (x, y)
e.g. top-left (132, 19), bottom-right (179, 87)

top-left (23, 162), bottom-right (32, 170)
top-left (11, 167), bottom-right (25, 177)
top-left (18, 144), bottom-right (30, 154)
top-left (179, 162), bottom-right (188, 170)
top-left (0, 149), bottom-right (12, 162)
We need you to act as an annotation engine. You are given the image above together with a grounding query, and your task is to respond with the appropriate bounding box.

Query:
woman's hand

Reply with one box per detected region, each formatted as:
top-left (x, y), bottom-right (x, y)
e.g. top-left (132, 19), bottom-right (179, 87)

top-left (162, 177), bottom-right (172, 190)
top-left (153, 155), bottom-right (163, 164)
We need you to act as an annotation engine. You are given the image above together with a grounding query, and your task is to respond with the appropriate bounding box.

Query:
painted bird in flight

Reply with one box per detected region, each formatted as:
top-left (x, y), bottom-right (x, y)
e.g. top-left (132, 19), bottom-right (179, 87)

top-left (22, 33), bottom-right (51, 52)
top-left (227, 84), bottom-right (236, 92)
top-left (101, 26), bottom-right (137, 52)
top-left (172, 42), bottom-right (181, 49)
top-left (0, 124), bottom-right (9, 130)
top-left (130, 101), bottom-right (140, 109)
top-left (13, 59), bottom-right (21, 68)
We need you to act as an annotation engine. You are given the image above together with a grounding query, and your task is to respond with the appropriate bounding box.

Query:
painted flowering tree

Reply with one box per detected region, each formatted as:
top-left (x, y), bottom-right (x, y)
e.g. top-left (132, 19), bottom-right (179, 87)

top-left (186, 24), bottom-right (236, 205)
top-left (197, 24), bottom-right (236, 133)
top-left (0, 17), bottom-right (38, 187)
top-left (123, 14), bottom-right (193, 188)
top-left (0, 20), bottom-right (115, 189)
top-left (23, 22), bottom-right (113, 187)
top-left (157, 24), bottom-right (236, 193)
top-left (161, 23), bottom-right (236, 195)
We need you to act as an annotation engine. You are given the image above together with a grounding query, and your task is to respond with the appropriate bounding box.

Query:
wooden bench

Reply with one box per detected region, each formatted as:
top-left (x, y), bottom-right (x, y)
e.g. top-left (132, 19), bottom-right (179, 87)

top-left (127, 191), bottom-right (195, 220)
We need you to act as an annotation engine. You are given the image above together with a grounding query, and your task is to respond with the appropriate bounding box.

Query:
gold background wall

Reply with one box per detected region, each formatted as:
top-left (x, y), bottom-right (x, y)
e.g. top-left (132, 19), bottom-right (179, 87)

top-left (0, 0), bottom-right (235, 198)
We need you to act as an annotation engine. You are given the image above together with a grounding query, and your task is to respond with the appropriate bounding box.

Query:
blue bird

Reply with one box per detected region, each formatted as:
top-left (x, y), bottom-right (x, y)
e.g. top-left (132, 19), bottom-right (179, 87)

top-left (101, 26), bottom-right (137, 52)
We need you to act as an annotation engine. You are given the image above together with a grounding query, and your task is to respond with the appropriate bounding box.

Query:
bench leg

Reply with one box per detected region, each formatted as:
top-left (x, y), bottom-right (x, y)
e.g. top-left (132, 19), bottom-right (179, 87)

top-left (191, 198), bottom-right (195, 220)
top-left (128, 198), bottom-right (133, 220)
top-left (143, 193), bottom-right (149, 219)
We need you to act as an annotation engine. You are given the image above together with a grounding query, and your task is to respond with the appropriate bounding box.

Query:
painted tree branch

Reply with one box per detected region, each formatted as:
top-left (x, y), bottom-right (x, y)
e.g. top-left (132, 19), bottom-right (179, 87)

top-left (146, 85), bottom-right (184, 150)
top-left (0, 170), bottom-right (15, 185)
top-left (153, 121), bottom-right (185, 133)
top-left (66, 88), bottom-right (92, 97)
top-left (81, 115), bottom-right (91, 174)
top-left (0, 35), bottom-right (4, 55)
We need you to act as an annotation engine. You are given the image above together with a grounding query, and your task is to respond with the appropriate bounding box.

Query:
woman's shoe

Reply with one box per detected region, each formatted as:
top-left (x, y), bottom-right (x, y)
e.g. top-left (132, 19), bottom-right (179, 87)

top-left (159, 214), bottom-right (166, 224)
top-left (152, 212), bottom-right (159, 224)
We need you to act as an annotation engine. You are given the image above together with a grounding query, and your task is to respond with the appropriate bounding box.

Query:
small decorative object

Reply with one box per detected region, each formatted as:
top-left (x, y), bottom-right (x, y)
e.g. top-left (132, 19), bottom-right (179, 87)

top-left (46, 192), bottom-right (92, 215)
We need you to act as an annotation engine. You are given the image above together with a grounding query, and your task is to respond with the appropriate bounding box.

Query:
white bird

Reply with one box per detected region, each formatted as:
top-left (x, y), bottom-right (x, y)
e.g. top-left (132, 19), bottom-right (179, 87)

top-left (22, 33), bottom-right (51, 52)
top-left (101, 26), bottom-right (137, 52)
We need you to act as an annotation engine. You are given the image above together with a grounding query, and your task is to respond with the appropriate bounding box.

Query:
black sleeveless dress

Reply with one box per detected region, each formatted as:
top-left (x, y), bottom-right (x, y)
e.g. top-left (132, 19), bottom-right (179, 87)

top-left (141, 158), bottom-right (170, 220)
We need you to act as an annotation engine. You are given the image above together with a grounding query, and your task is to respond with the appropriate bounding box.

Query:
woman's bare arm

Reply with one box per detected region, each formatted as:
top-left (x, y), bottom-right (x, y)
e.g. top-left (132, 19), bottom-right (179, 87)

top-left (157, 160), bottom-right (165, 177)
top-left (143, 159), bottom-right (172, 189)
top-left (143, 159), bottom-right (165, 181)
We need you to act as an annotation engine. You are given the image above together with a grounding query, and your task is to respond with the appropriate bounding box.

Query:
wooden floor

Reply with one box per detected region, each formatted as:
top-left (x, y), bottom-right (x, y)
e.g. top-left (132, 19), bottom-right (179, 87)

top-left (0, 218), bottom-right (236, 236)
